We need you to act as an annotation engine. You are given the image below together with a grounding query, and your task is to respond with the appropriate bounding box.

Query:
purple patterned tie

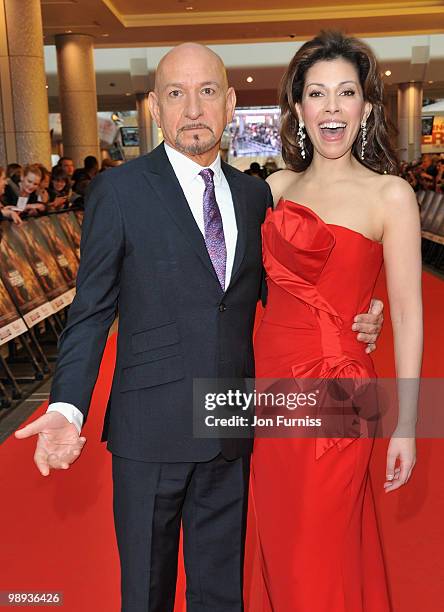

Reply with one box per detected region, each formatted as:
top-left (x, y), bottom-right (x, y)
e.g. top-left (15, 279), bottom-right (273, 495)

top-left (199, 168), bottom-right (226, 289)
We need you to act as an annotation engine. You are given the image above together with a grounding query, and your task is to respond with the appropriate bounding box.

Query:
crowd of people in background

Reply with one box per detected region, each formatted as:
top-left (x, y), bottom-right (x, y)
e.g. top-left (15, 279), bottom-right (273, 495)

top-left (400, 153), bottom-right (444, 193)
top-left (1, 151), bottom-right (442, 228)
top-left (0, 155), bottom-right (122, 226)
top-left (229, 121), bottom-right (282, 157)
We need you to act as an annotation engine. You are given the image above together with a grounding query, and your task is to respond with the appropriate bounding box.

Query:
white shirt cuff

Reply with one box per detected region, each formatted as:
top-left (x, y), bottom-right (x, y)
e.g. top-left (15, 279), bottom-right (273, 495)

top-left (46, 402), bottom-right (84, 435)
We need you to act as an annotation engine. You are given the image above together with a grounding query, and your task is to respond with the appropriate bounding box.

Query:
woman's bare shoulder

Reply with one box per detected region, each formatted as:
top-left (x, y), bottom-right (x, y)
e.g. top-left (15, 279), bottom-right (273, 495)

top-left (372, 174), bottom-right (420, 233)
top-left (266, 169), bottom-right (300, 206)
top-left (376, 174), bottom-right (417, 209)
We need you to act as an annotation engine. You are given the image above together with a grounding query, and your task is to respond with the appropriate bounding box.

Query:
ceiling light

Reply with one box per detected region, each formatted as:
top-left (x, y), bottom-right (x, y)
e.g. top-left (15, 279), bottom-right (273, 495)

top-left (65, 29), bottom-right (72, 33)
top-left (45, 85), bottom-right (49, 89)
top-left (246, 76), bottom-right (254, 83)
top-left (384, 70), bottom-right (392, 76)
top-left (101, 33), bottom-right (110, 37)
top-left (186, 5), bottom-right (194, 9)
top-left (125, 92), bottom-right (131, 96)
top-left (428, 80), bottom-right (434, 84)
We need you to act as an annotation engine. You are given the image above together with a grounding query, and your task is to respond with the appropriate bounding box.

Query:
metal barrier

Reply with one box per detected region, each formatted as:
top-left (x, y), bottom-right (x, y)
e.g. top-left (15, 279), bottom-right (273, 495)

top-left (418, 190), bottom-right (444, 269)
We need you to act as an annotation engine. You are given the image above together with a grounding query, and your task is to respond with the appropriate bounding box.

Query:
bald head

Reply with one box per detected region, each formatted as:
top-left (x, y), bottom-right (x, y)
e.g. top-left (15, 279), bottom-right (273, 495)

top-left (148, 42), bottom-right (235, 165)
top-left (155, 43), bottom-right (228, 93)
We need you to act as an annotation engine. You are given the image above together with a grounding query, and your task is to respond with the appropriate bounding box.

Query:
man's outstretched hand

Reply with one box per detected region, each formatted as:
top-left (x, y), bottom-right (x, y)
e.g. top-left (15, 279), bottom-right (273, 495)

top-left (15, 412), bottom-right (86, 476)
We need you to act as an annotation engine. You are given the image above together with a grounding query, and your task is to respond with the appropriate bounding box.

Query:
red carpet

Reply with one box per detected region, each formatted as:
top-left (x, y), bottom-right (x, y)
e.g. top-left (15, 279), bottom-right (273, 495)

top-left (0, 270), bottom-right (443, 611)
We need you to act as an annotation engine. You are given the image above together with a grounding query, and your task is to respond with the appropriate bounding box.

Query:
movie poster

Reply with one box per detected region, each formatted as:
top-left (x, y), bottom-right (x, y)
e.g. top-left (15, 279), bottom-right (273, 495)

top-left (0, 276), bottom-right (27, 345)
top-left (37, 216), bottom-right (79, 291)
top-left (74, 210), bottom-right (84, 227)
top-left (57, 211), bottom-right (82, 261)
top-left (16, 220), bottom-right (74, 311)
top-left (0, 222), bottom-right (53, 327)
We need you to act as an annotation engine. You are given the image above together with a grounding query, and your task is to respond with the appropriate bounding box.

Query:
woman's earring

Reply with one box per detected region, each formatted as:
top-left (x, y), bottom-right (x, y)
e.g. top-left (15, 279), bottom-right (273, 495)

top-left (360, 121), bottom-right (367, 160)
top-left (297, 122), bottom-right (306, 159)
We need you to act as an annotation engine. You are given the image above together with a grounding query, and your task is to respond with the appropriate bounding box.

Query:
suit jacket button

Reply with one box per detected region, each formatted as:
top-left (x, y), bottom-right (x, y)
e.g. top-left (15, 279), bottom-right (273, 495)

top-left (219, 303), bottom-right (227, 312)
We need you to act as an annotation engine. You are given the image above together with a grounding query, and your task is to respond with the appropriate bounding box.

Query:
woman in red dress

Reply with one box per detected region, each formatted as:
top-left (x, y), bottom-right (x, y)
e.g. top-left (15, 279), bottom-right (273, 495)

top-left (250, 32), bottom-right (423, 611)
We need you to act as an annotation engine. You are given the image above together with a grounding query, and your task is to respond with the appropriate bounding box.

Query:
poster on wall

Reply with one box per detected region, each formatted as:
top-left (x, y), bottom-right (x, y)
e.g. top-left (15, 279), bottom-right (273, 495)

top-left (0, 223), bottom-right (54, 327)
top-left (17, 220), bottom-right (73, 311)
top-left (422, 115), bottom-right (444, 152)
top-left (0, 277), bottom-right (27, 345)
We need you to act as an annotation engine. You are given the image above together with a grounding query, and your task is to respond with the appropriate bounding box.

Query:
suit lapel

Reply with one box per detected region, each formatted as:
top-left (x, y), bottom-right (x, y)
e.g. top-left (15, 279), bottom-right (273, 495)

top-left (142, 144), bottom-right (219, 285)
top-left (222, 161), bottom-right (248, 290)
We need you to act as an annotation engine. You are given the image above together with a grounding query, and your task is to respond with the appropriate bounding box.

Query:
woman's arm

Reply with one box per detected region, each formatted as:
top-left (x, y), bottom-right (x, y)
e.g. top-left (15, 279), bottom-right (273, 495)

top-left (381, 176), bottom-right (423, 491)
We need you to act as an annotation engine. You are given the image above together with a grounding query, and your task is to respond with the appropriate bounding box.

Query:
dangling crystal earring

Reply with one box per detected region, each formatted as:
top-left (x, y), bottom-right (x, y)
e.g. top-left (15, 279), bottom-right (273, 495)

top-left (360, 121), bottom-right (367, 160)
top-left (297, 121), bottom-right (306, 159)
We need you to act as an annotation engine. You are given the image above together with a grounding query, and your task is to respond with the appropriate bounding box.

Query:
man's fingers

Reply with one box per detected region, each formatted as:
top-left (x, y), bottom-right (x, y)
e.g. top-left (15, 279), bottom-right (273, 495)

top-left (32, 432), bottom-right (86, 476)
top-left (369, 298), bottom-right (384, 315)
top-left (47, 453), bottom-right (70, 470)
top-left (353, 322), bottom-right (380, 334)
top-left (34, 448), bottom-right (50, 476)
top-left (34, 444), bottom-right (83, 476)
top-left (15, 418), bottom-right (46, 439)
top-left (365, 343), bottom-right (376, 354)
top-left (357, 333), bottom-right (378, 344)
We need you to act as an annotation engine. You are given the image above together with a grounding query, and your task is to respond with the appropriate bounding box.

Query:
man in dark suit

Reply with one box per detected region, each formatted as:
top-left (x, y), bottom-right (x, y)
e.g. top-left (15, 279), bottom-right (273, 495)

top-left (16, 43), bottom-right (382, 611)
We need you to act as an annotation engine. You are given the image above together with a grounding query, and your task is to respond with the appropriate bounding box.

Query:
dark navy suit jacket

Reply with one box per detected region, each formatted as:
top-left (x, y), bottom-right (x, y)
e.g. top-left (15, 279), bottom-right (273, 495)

top-left (49, 143), bottom-right (273, 462)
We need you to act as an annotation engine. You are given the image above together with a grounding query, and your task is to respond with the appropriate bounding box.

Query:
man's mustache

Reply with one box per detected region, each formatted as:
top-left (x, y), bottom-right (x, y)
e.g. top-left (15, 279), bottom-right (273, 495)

top-left (177, 124), bottom-right (214, 135)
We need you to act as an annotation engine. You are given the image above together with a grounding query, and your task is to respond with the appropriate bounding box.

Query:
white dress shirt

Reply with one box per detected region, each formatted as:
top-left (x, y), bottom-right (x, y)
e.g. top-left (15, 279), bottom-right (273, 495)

top-left (47, 142), bottom-right (238, 434)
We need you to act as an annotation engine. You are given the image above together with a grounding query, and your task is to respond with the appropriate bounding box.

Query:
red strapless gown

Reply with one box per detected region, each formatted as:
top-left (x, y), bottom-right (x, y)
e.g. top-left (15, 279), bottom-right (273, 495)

top-left (249, 199), bottom-right (391, 611)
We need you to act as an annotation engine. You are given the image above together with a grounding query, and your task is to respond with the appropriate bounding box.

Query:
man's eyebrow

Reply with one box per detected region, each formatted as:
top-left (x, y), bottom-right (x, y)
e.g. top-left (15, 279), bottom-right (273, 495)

top-left (162, 81), bottom-right (221, 89)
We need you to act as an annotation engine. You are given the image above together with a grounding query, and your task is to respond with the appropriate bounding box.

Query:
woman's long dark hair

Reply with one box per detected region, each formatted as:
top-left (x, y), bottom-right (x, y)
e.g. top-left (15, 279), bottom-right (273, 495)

top-left (280, 31), bottom-right (398, 175)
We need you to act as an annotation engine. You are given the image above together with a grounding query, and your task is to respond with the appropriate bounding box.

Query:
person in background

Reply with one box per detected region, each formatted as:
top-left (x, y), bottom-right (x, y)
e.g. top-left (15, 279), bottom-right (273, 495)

top-left (435, 159), bottom-right (444, 193)
top-left (72, 155), bottom-right (99, 183)
top-left (36, 165), bottom-right (51, 205)
top-left (0, 167), bottom-right (23, 225)
top-left (5, 163), bottom-right (22, 198)
top-left (70, 176), bottom-right (89, 208)
top-left (2, 164), bottom-right (46, 216)
top-left (54, 156), bottom-right (75, 180)
top-left (244, 161), bottom-right (265, 179)
top-left (48, 167), bottom-right (71, 210)
top-left (99, 157), bottom-right (120, 172)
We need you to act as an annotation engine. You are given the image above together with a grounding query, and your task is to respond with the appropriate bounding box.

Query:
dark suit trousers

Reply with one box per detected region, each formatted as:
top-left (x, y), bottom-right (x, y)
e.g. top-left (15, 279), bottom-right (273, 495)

top-left (112, 453), bottom-right (250, 612)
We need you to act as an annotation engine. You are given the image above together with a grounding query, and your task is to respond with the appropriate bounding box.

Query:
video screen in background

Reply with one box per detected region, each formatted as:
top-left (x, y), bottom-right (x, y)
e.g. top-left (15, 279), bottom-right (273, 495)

top-left (226, 107), bottom-right (282, 158)
top-left (120, 126), bottom-right (140, 147)
top-left (422, 116), bottom-right (434, 136)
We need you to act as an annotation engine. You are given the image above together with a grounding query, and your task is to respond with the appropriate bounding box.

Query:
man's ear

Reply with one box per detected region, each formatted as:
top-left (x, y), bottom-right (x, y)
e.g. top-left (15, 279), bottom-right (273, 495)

top-left (148, 91), bottom-right (161, 127)
top-left (226, 86), bottom-right (237, 124)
